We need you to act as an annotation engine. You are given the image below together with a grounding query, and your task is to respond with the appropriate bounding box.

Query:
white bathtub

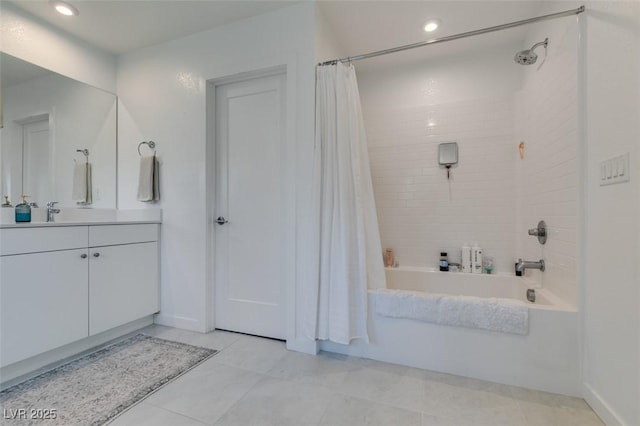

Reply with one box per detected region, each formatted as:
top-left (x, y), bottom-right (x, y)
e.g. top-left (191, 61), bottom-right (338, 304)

top-left (320, 267), bottom-right (581, 396)
top-left (383, 266), bottom-right (573, 311)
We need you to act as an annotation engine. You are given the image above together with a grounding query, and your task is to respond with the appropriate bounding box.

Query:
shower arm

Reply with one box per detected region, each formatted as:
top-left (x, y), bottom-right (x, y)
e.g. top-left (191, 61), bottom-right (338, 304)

top-left (531, 38), bottom-right (549, 53)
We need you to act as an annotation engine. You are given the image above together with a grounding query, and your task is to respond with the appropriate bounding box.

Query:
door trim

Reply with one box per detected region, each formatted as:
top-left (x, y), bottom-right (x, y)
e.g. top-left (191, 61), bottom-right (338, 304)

top-left (205, 65), bottom-right (295, 344)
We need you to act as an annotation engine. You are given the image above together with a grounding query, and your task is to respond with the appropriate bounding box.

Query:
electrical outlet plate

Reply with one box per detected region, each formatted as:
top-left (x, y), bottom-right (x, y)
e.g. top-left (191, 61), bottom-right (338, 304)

top-left (600, 153), bottom-right (630, 186)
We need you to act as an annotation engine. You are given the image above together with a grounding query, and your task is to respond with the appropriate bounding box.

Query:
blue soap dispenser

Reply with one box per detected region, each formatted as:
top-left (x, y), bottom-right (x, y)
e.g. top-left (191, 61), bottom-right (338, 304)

top-left (15, 195), bottom-right (31, 223)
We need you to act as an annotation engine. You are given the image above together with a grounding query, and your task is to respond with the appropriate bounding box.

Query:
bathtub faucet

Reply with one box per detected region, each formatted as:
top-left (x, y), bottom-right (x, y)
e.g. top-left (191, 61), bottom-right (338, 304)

top-left (515, 258), bottom-right (545, 276)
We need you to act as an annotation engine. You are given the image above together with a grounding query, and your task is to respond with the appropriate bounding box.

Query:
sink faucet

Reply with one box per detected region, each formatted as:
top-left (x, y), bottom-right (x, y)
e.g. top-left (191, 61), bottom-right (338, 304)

top-left (515, 258), bottom-right (545, 276)
top-left (46, 201), bottom-right (60, 222)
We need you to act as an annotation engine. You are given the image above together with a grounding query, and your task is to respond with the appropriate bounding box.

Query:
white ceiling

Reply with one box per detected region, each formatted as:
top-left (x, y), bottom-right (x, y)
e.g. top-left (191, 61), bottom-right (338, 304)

top-left (317, 1), bottom-right (562, 72)
top-left (6, 0), bottom-right (573, 70)
top-left (7, 0), bottom-right (304, 55)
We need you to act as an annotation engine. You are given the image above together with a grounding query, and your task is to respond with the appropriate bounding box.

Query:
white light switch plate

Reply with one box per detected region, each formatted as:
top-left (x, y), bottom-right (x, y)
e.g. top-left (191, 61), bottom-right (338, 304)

top-left (600, 153), bottom-right (630, 186)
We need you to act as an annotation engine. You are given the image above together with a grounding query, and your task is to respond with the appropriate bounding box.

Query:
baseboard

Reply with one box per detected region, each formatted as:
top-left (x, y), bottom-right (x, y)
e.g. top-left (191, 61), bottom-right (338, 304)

top-left (583, 382), bottom-right (627, 425)
top-left (1, 316), bottom-right (153, 389)
top-left (286, 338), bottom-right (319, 355)
top-left (319, 339), bottom-right (366, 358)
top-left (153, 313), bottom-right (203, 332)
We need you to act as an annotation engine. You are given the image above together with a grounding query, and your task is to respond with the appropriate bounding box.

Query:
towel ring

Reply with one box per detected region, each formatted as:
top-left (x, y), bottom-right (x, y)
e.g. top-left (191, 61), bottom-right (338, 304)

top-left (138, 140), bottom-right (156, 156)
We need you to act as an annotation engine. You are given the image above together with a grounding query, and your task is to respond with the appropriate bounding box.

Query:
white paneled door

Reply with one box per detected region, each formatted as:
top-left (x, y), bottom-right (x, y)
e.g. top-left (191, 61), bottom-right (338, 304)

top-left (214, 72), bottom-right (286, 340)
top-left (22, 118), bottom-right (51, 204)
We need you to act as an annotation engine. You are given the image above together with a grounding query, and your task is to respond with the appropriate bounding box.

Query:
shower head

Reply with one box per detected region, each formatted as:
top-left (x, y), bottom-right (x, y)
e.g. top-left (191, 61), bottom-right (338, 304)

top-left (514, 38), bottom-right (549, 65)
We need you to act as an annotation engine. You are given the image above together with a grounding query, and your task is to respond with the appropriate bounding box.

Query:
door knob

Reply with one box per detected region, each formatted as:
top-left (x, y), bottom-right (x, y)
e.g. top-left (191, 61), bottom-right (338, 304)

top-left (80, 253), bottom-right (87, 259)
top-left (215, 216), bottom-right (228, 225)
top-left (93, 252), bottom-right (100, 257)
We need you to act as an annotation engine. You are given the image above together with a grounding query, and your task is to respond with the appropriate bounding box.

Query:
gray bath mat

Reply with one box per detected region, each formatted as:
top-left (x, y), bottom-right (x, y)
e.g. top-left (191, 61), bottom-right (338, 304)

top-left (0, 334), bottom-right (217, 425)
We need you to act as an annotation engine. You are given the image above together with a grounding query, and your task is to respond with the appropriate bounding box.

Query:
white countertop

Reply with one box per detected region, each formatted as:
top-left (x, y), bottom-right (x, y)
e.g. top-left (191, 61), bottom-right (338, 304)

top-left (0, 208), bottom-right (162, 229)
top-left (0, 220), bottom-right (161, 229)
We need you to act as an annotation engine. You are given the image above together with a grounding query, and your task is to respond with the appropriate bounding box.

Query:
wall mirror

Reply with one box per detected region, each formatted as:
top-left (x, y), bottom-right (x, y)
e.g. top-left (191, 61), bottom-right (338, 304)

top-left (0, 52), bottom-right (117, 208)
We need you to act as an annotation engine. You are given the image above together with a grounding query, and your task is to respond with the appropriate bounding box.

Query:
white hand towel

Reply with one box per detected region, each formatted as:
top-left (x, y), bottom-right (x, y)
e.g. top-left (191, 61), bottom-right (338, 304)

top-left (85, 163), bottom-right (92, 204)
top-left (137, 155), bottom-right (160, 202)
top-left (153, 156), bottom-right (160, 201)
top-left (72, 162), bottom-right (92, 204)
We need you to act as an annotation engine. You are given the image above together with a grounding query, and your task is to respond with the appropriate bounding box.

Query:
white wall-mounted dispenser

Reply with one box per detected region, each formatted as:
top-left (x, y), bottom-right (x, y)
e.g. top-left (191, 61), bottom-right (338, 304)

top-left (438, 142), bottom-right (458, 179)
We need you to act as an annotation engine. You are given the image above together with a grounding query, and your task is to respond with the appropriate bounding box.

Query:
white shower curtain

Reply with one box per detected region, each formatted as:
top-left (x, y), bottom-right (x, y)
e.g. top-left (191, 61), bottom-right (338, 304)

top-left (305, 62), bottom-right (386, 345)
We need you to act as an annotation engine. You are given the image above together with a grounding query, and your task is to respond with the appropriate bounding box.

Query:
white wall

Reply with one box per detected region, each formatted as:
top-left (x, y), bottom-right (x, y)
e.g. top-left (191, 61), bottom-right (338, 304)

top-left (582, 2), bottom-right (640, 425)
top-left (314, 3), bottom-right (346, 64)
top-left (0, 2), bottom-right (116, 92)
top-left (358, 47), bottom-right (522, 273)
top-left (517, 15), bottom-right (580, 307)
top-left (117, 3), bottom-right (317, 351)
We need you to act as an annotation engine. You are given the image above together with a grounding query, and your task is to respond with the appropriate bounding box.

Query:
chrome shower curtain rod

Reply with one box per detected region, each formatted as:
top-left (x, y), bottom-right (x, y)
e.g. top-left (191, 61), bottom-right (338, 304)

top-left (319, 5), bottom-right (585, 66)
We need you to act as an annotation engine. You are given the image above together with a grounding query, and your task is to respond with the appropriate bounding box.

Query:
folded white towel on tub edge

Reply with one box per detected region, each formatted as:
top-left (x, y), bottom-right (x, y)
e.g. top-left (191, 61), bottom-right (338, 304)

top-left (370, 289), bottom-right (529, 335)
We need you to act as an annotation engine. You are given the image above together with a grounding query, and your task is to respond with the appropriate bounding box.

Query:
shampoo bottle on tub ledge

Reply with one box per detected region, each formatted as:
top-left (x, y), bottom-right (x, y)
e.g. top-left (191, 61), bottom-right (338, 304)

top-left (472, 244), bottom-right (483, 274)
top-left (461, 242), bottom-right (472, 273)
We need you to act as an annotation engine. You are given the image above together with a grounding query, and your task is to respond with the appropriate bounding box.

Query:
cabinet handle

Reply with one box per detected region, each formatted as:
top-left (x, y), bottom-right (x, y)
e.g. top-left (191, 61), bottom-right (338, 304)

top-left (80, 253), bottom-right (87, 259)
top-left (93, 252), bottom-right (100, 258)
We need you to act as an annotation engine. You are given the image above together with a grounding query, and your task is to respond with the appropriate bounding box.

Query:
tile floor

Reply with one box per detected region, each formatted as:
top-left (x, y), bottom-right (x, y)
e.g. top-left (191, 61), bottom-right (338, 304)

top-left (110, 325), bottom-right (604, 426)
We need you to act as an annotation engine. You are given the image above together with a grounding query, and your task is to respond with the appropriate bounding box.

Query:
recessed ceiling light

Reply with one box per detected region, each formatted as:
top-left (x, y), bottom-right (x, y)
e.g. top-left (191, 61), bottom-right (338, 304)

top-left (50, 0), bottom-right (79, 16)
top-left (423, 19), bottom-right (440, 33)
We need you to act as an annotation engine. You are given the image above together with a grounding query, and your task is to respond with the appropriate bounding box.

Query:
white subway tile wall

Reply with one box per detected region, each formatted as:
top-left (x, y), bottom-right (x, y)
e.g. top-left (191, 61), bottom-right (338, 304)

top-left (517, 18), bottom-right (579, 306)
top-left (365, 95), bottom-right (518, 273)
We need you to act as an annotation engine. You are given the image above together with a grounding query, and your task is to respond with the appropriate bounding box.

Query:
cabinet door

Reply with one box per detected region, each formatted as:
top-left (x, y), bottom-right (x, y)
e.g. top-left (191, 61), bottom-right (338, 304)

top-left (0, 249), bottom-right (89, 367)
top-left (89, 242), bottom-right (159, 335)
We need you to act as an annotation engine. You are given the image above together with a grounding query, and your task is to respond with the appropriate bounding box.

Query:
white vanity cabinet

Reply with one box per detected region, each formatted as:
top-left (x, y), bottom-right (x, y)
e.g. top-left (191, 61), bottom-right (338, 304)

top-left (0, 223), bottom-right (160, 368)
top-left (0, 248), bottom-right (90, 367)
top-left (88, 224), bottom-right (159, 335)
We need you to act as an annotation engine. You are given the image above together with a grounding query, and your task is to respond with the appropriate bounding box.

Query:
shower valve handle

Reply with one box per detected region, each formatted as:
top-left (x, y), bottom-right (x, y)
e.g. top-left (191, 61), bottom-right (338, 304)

top-left (527, 220), bottom-right (547, 245)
